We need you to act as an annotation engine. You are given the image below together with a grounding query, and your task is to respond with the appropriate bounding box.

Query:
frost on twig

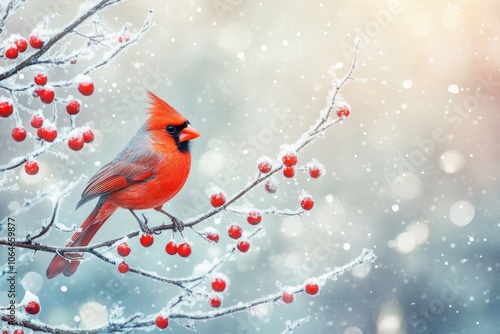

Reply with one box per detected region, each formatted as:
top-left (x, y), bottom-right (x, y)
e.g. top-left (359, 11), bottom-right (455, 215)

top-left (0, 0), bottom-right (26, 34)
top-left (281, 316), bottom-right (312, 334)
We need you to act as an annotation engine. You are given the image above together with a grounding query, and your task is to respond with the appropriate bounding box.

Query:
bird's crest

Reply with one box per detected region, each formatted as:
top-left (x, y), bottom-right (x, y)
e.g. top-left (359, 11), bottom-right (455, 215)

top-left (146, 91), bottom-right (187, 127)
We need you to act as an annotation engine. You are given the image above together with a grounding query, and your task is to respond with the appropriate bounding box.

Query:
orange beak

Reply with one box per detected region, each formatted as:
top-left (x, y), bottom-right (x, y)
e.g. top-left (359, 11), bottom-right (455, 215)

top-left (179, 124), bottom-right (201, 143)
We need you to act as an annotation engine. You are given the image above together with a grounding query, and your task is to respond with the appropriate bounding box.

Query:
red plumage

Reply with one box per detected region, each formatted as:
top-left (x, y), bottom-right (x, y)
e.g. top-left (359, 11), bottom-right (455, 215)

top-left (46, 92), bottom-right (200, 278)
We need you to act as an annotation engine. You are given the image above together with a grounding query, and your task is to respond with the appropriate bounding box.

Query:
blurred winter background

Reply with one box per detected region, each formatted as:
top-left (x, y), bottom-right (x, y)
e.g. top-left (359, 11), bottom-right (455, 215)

top-left (1, 0), bottom-right (499, 333)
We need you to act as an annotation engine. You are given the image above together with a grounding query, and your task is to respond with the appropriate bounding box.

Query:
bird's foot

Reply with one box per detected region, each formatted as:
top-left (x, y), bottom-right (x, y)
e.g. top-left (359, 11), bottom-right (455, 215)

top-left (171, 217), bottom-right (184, 233)
top-left (138, 213), bottom-right (154, 235)
top-left (155, 208), bottom-right (184, 233)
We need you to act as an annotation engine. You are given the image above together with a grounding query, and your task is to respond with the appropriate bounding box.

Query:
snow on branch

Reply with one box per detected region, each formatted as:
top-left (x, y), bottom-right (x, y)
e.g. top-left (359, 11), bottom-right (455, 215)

top-left (281, 316), bottom-right (312, 334)
top-left (1, 249), bottom-right (375, 333)
top-left (0, 0), bottom-right (153, 179)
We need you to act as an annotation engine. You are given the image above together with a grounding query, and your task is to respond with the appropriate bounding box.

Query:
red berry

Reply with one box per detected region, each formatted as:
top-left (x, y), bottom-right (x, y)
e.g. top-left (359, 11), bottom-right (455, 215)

top-left (206, 232), bottom-right (220, 243)
top-left (336, 106), bottom-right (350, 118)
top-left (309, 166), bottom-right (321, 178)
top-left (211, 277), bottom-right (227, 292)
top-left (34, 73), bottom-right (47, 86)
top-left (140, 234), bottom-right (154, 247)
top-left (209, 296), bottom-right (222, 308)
top-left (78, 81), bottom-right (94, 96)
top-left (12, 126), bottom-right (27, 142)
top-left (305, 282), bottom-right (319, 295)
top-left (39, 87), bottom-right (55, 104)
top-left (177, 242), bottom-right (192, 257)
top-left (118, 261), bottom-right (129, 273)
top-left (228, 225), bottom-right (242, 239)
top-left (155, 315), bottom-right (169, 329)
top-left (117, 242), bottom-right (131, 257)
top-left (5, 46), bottom-right (18, 59)
top-left (237, 240), bottom-right (250, 253)
top-left (37, 126), bottom-right (57, 142)
top-left (14, 330), bottom-right (24, 334)
top-left (24, 160), bottom-right (39, 175)
top-left (264, 179), bottom-right (277, 194)
top-left (66, 99), bottom-right (80, 115)
top-left (30, 115), bottom-right (43, 128)
top-left (300, 195), bottom-right (314, 211)
top-left (210, 192), bottom-right (226, 207)
top-left (247, 211), bottom-right (262, 225)
top-left (71, 59), bottom-right (77, 64)
top-left (282, 152), bottom-right (297, 167)
top-left (282, 292), bottom-right (294, 304)
top-left (29, 35), bottom-right (44, 49)
top-left (68, 135), bottom-right (84, 151)
top-left (82, 128), bottom-right (94, 143)
top-left (283, 166), bottom-right (295, 178)
top-left (15, 38), bottom-right (28, 52)
top-left (25, 301), bottom-right (40, 315)
top-left (0, 100), bottom-right (13, 117)
top-left (257, 158), bottom-right (272, 173)
top-left (165, 241), bottom-right (177, 255)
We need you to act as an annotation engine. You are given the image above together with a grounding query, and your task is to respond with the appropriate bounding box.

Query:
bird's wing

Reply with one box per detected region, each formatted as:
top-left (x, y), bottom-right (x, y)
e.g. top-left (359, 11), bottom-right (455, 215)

top-left (76, 145), bottom-right (159, 209)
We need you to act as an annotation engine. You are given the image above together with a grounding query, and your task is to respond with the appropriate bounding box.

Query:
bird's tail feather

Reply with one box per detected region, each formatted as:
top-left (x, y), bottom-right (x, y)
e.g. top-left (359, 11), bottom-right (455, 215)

top-left (46, 198), bottom-right (117, 279)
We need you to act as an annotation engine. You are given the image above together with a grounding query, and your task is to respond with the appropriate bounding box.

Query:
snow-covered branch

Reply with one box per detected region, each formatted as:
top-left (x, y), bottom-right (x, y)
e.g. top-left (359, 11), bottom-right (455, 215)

top-left (0, 34), bottom-right (374, 333)
top-left (0, 0), bottom-right (154, 179)
top-left (1, 249), bottom-right (375, 333)
top-left (281, 316), bottom-right (312, 334)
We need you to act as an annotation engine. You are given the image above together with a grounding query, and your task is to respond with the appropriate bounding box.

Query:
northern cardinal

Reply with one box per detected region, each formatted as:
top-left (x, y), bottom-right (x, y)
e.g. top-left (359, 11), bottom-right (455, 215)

top-left (46, 91), bottom-right (200, 278)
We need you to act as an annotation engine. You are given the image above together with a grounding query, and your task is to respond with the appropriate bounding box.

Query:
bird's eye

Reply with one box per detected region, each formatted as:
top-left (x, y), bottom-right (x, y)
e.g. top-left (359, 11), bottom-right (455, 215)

top-left (166, 125), bottom-right (175, 134)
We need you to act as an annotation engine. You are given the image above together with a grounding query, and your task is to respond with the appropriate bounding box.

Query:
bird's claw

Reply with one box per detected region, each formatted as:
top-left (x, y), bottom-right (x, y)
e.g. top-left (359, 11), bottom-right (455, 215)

top-left (138, 213), bottom-right (154, 235)
top-left (171, 217), bottom-right (184, 233)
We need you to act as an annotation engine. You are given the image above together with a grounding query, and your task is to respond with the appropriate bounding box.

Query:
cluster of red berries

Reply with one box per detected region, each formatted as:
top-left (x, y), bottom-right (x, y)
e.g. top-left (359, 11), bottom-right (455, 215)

top-left (116, 234), bottom-right (196, 274)
top-left (31, 73), bottom-right (93, 104)
top-left (281, 281), bottom-right (320, 304)
top-left (227, 224), bottom-right (251, 253)
top-left (116, 241), bottom-right (132, 273)
top-left (165, 240), bottom-right (192, 258)
top-left (3, 35), bottom-right (33, 60)
top-left (257, 152), bottom-right (319, 210)
top-left (208, 189), bottom-right (262, 252)
top-left (259, 152), bottom-right (324, 182)
top-left (208, 190), bottom-right (252, 251)
top-left (2, 36), bottom-right (97, 176)
top-left (118, 32), bottom-right (131, 43)
top-left (21, 125), bottom-right (94, 176)
top-left (207, 275), bottom-right (228, 308)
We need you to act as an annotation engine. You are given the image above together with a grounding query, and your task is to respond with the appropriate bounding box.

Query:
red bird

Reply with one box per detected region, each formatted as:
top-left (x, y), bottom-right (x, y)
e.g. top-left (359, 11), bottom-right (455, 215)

top-left (46, 91), bottom-right (200, 278)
